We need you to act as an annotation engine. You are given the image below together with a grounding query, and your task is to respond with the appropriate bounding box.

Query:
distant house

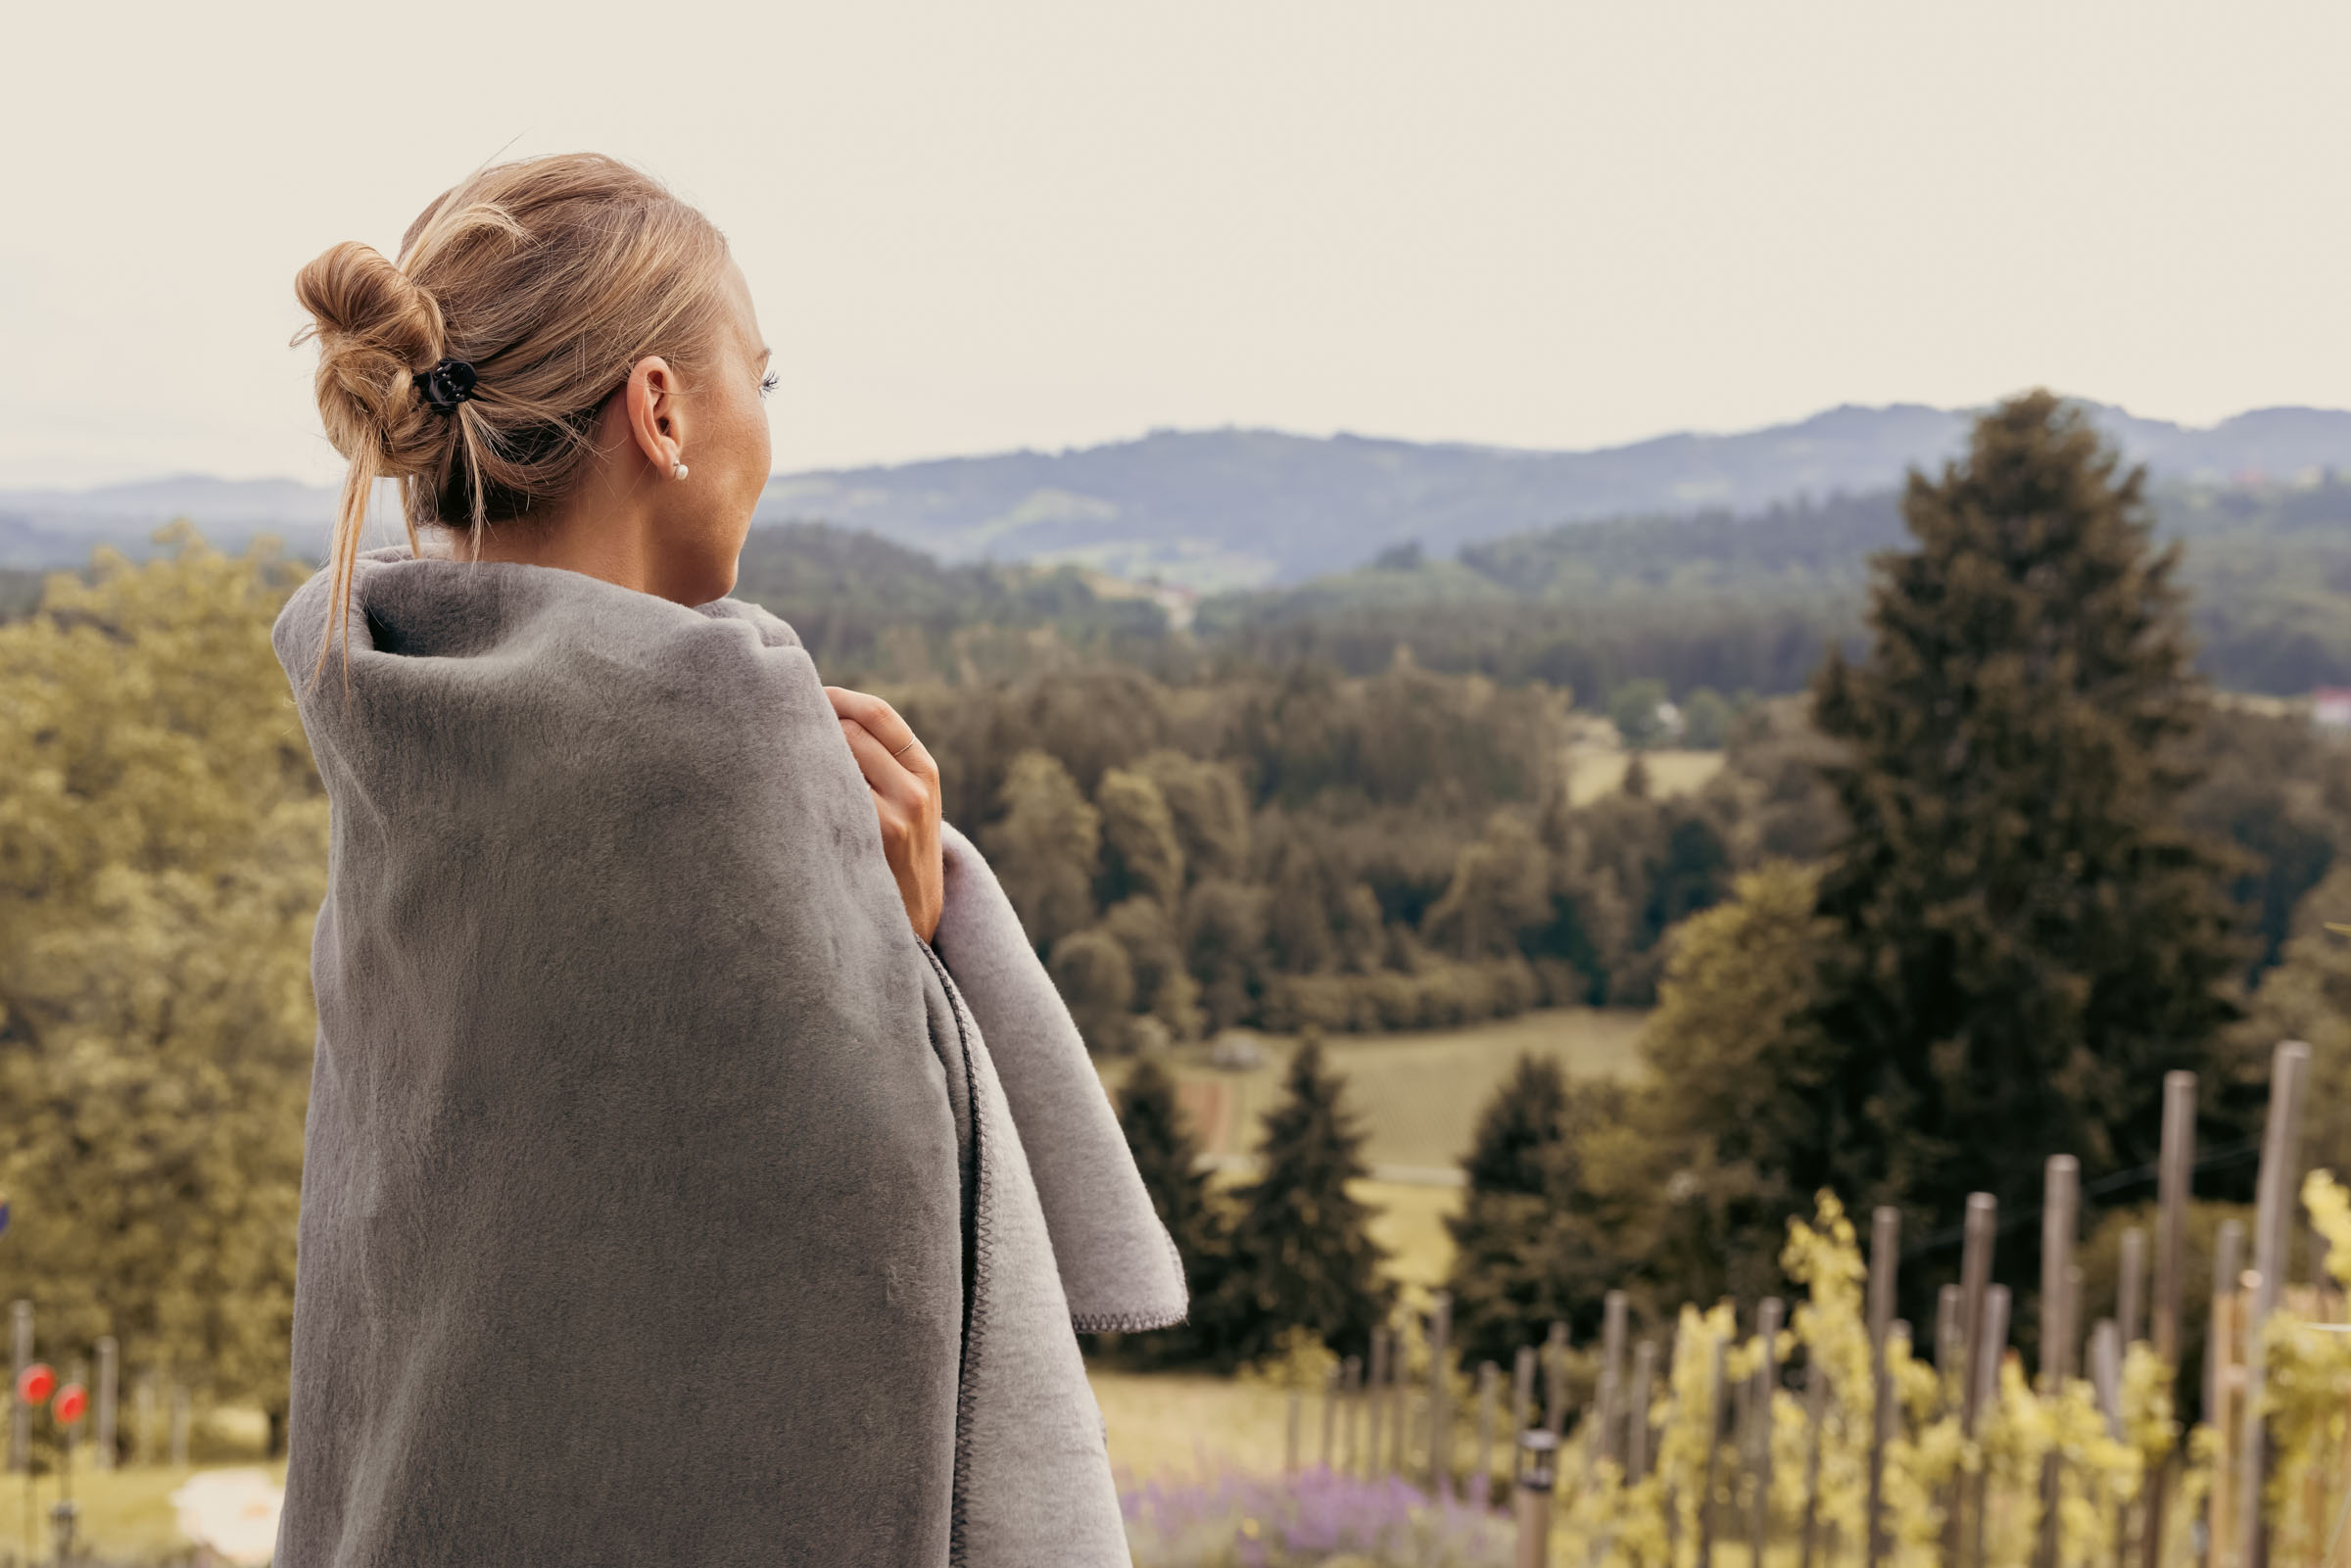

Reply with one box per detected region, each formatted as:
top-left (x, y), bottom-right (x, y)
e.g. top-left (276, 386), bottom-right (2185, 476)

top-left (2313, 689), bottom-right (2351, 730)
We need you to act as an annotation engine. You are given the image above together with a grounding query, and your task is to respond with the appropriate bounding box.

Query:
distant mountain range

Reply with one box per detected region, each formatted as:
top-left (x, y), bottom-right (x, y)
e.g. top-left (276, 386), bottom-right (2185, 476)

top-left (9, 401), bottom-right (2351, 585)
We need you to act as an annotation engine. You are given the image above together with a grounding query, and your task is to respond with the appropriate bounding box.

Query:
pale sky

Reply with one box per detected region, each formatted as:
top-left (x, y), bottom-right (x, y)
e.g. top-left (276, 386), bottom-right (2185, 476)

top-left (8, 1), bottom-right (2350, 489)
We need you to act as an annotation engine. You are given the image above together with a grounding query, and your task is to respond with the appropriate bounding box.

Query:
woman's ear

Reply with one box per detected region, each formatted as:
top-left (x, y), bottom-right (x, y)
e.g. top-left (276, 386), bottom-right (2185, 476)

top-left (622, 356), bottom-right (685, 475)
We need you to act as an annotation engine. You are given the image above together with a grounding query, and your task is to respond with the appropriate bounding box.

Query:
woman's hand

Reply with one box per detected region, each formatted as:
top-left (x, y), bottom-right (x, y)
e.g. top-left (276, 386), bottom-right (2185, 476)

top-left (826, 687), bottom-right (944, 944)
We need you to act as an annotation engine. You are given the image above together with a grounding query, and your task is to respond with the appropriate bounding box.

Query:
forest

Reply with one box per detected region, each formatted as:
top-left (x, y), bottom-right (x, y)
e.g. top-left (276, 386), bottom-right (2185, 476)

top-left (5, 396), bottom-right (2351, 1438)
top-left (724, 472), bottom-right (2351, 703)
top-left (1093, 395), bottom-right (2351, 1405)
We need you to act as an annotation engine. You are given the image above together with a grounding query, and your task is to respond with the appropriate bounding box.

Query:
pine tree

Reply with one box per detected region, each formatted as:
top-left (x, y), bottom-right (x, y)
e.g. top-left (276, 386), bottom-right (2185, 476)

top-left (1220, 1036), bottom-right (1391, 1362)
top-left (1805, 391), bottom-right (2248, 1229)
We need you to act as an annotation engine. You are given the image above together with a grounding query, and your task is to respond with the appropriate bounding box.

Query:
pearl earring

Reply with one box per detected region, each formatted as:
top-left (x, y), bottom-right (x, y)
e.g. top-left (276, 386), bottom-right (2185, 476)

top-left (671, 461), bottom-right (690, 482)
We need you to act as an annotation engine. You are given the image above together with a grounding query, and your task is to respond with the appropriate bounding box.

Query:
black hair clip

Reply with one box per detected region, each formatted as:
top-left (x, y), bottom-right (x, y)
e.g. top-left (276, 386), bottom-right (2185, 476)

top-left (414, 358), bottom-right (479, 415)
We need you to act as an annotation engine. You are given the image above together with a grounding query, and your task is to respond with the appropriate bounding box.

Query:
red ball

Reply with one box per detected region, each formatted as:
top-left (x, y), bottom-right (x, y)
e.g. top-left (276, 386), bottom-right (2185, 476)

top-left (51, 1385), bottom-right (85, 1426)
top-left (15, 1364), bottom-right (53, 1406)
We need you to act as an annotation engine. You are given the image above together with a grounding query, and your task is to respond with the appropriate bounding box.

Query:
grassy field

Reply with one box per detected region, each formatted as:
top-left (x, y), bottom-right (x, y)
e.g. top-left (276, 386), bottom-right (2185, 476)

top-left (1092, 1368), bottom-right (1301, 1482)
top-left (1355, 1179), bottom-right (1460, 1288)
top-left (1100, 1005), bottom-right (1650, 1312)
top-left (1105, 1006), bottom-right (1648, 1173)
top-left (1565, 746), bottom-right (1724, 805)
top-left (1094, 1005), bottom-right (1653, 1483)
top-left (0, 1458), bottom-right (287, 1563)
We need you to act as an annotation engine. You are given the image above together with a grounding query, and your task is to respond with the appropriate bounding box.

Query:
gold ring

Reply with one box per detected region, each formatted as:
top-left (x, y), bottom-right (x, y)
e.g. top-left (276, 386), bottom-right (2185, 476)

top-left (891, 736), bottom-right (919, 758)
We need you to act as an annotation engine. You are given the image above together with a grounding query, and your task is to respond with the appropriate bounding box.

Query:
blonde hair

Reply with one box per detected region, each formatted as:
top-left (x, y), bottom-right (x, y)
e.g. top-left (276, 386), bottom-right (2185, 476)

top-left (292, 153), bottom-right (732, 678)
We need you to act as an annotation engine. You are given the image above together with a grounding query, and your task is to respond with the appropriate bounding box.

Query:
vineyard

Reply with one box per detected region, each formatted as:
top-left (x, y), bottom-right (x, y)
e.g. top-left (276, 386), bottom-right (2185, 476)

top-left (1128, 1044), bottom-right (2351, 1568)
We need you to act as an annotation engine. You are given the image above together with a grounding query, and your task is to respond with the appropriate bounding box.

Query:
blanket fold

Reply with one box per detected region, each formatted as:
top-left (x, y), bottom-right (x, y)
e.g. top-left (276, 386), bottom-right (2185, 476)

top-left (271, 548), bottom-right (1175, 1568)
top-left (934, 826), bottom-right (1188, 1332)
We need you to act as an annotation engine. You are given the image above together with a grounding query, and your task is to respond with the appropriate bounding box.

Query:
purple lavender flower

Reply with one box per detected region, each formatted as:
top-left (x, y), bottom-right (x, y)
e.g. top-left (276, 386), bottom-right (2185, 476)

top-left (1120, 1465), bottom-right (1513, 1567)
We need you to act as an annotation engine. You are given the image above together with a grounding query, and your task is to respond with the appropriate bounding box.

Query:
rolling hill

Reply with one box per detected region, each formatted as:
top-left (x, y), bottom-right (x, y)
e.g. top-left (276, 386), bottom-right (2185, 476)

top-left (8, 400), bottom-right (2350, 585)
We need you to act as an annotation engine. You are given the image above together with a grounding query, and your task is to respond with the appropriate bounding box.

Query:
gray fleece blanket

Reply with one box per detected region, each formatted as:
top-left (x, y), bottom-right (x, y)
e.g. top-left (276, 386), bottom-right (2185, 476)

top-left (271, 548), bottom-right (1183, 1568)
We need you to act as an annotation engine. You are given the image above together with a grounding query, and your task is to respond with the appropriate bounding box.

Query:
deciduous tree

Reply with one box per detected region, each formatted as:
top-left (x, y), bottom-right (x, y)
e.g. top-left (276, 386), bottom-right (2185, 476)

top-left (982, 750), bottom-right (1100, 950)
top-left (0, 530), bottom-right (322, 1450)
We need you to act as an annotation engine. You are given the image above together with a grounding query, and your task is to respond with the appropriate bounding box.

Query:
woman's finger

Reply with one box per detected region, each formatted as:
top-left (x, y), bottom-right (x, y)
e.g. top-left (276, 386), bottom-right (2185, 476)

top-left (826, 687), bottom-right (919, 760)
top-left (839, 718), bottom-right (935, 807)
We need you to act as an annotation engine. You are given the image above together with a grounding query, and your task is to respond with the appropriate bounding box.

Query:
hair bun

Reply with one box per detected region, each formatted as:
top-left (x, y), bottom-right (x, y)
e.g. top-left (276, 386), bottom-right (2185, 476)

top-left (293, 241), bottom-right (451, 475)
top-left (295, 153), bottom-right (732, 687)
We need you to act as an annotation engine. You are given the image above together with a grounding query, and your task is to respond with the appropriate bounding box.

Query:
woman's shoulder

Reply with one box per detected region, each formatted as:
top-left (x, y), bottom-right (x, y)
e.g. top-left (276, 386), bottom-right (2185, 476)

top-left (275, 551), bottom-right (828, 741)
top-left (691, 595), bottom-right (804, 652)
top-left (276, 551), bottom-right (798, 670)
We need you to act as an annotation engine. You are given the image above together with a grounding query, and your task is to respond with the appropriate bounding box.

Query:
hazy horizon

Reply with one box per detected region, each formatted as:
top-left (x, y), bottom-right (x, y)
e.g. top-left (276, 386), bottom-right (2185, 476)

top-left (11, 395), bottom-right (2351, 499)
top-left (11, 2), bottom-right (2351, 490)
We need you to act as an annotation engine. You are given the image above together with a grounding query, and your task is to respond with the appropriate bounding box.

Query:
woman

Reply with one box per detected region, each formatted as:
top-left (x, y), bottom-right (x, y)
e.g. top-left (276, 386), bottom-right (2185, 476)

top-left (274, 153), bottom-right (1184, 1568)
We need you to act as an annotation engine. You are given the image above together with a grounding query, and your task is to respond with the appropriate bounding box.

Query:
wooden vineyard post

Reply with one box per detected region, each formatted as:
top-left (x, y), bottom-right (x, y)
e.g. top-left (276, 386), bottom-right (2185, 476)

top-left (1513, 1345), bottom-right (1537, 1453)
top-left (1341, 1354), bottom-right (1363, 1475)
top-left (2090, 1318), bottom-right (2125, 1568)
top-left (1733, 1358), bottom-right (1751, 1497)
top-left (1935, 1279), bottom-right (1964, 1568)
top-left (93, 1338), bottom-right (117, 1473)
top-left (1474, 1361), bottom-right (1501, 1505)
top-left (1428, 1291), bottom-right (1455, 1496)
top-left (1583, 1292), bottom-right (1627, 1568)
top-left (2040, 1158), bottom-right (2081, 1391)
top-left (54, 1357), bottom-right (85, 1566)
top-left (1320, 1363), bottom-right (1340, 1470)
top-left (1702, 1331), bottom-right (1729, 1568)
top-left (2092, 1311), bottom-right (2123, 1444)
top-left (1628, 1340), bottom-right (1656, 1484)
top-left (2118, 1228), bottom-right (2146, 1348)
top-left (1666, 1334), bottom-right (1685, 1568)
top-left (1403, 1323), bottom-right (1421, 1480)
top-left (1960, 1194), bottom-right (1998, 1411)
top-left (8, 1300), bottom-right (27, 1474)
top-left (1546, 1321), bottom-right (1570, 1437)
top-left (2115, 1233), bottom-right (2146, 1568)
top-left (1391, 1336), bottom-right (1412, 1477)
top-left (1752, 1297), bottom-right (1784, 1568)
top-left (168, 1382), bottom-right (190, 1467)
top-left (1800, 1354), bottom-right (1829, 1568)
top-left (2237, 1040), bottom-right (2311, 1568)
top-left (1658, 1323), bottom-right (1683, 1567)
top-left (2068, 1264), bottom-right (2087, 1384)
top-left (1955, 1193), bottom-right (1998, 1568)
top-left (2208, 1219), bottom-right (2248, 1568)
top-left (2038, 1155), bottom-right (2081, 1568)
top-left (1973, 1286), bottom-right (2012, 1568)
top-left (1367, 1328), bottom-right (1391, 1475)
top-left (133, 1373), bottom-right (155, 1465)
top-left (1600, 1290), bottom-right (1628, 1472)
top-left (1285, 1388), bottom-right (1301, 1475)
top-left (1868, 1205), bottom-right (1900, 1568)
top-left (2145, 1069), bottom-right (2197, 1568)
top-left (1516, 1429), bottom-right (1559, 1568)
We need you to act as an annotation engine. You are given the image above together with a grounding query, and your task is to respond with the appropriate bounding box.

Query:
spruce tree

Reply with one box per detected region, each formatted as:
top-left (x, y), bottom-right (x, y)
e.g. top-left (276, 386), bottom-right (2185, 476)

top-left (1461, 1054), bottom-right (1569, 1194)
top-left (1220, 1036), bottom-right (1391, 1362)
top-left (1806, 391), bottom-right (2246, 1229)
top-left (1115, 1057), bottom-right (1224, 1322)
top-left (1443, 1060), bottom-right (1636, 1367)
